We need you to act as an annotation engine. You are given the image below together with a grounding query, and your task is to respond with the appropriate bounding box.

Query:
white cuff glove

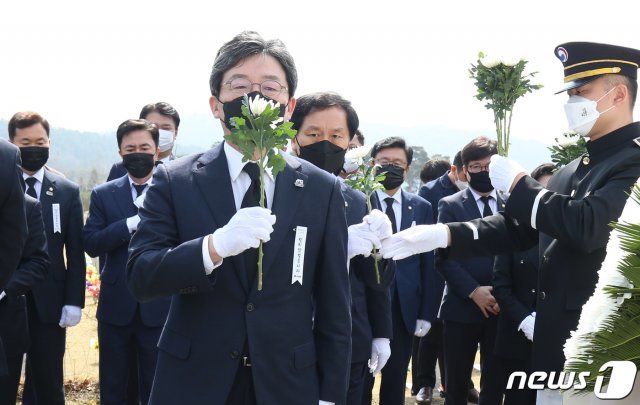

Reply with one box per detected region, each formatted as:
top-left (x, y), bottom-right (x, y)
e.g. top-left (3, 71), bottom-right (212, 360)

top-left (134, 193), bottom-right (146, 209)
top-left (319, 401), bottom-right (335, 405)
top-left (347, 223), bottom-right (381, 259)
top-left (126, 215), bottom-right (141, 233)
top-left (363, 209), bottom-right (393, 240)
top-left (518, 312), bottom-right (536, 341)
top-left (380, 223), bottom-right (449, 260)
top-left (368, 337), bottom-right (391, 376)
top-left (489, 155), bottom-right (527, 193)
top-left (414, 319), bottom-right (431, 337)
top-left (59, 305), bottom-right (82, 328)
top-left (210, 207), bottom-right (276, 258)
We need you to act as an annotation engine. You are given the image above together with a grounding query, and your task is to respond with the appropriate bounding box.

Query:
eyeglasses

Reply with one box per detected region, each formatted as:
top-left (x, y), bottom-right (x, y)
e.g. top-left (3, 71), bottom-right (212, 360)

top-left (375, 159), bottom-right (407, 169)
top-left (466, 163), bottom-right (490, 173)
top-left (223, 78), bottom-right (288, 99)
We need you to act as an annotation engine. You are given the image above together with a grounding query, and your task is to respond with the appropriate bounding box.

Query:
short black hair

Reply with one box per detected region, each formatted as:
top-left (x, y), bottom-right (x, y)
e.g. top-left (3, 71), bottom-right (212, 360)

top-left (420, 159), bottom-right (451, 183)
top-left (8, 111), bottom-right (50, 140)
top-left (209, 31), bottom-right (297, 99)
top-left (452, 151), bottom-right (463, 170)
top-left (371, 136), bottom-right (413, 166)
top-left (139, 102), bottom-right (181, 128)
top-left (354, 129), bottom-right (365, 146)
top-left (461, 136), bottom-right (497, 165)
top-left (290, 92), bottom-right (359, 139)
top-left (116, 119), bottom-right (159, 149)
top-left (531, 163), bottom-right (556, 181)
top-left (604, 74), bottom-right (638, 108)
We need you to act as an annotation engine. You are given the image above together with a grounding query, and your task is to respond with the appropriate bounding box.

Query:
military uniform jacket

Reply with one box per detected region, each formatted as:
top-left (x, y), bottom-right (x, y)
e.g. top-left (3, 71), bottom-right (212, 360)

top-left (445, 122), bottom-right (640, 374)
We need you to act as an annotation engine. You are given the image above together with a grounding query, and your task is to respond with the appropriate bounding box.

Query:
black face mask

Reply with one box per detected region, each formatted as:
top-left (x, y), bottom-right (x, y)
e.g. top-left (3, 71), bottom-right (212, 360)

top-left (377, 164), bottom-right (405, 190)
top-left (122, 153), bottom-right (155, 178)
top-left (20, 146), bottom-right (49, 172)
top-left (467, 170), bottom-right (494, 193)
top-left (221, 91), bottom-right (286, 131)
top-left (298, 140), bottom-right (346, 175)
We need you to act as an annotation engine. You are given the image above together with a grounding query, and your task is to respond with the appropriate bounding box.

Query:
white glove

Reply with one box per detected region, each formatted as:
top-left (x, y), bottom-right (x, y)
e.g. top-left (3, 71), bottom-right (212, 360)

top-left (363, 209), bottom-right (393, 240)
top-left (368, 337), bottom-right (391, 376)
top-left (211, 207), bottom-right (276, 258)
top-left (0, 291), bottom-right (5, 301)
top-left (414, 319), bottom-right (431, 337)
top-left (489, 155), bottom-right (527, 193)
top-left (319, 401), bottom-right (335, 405)
top-left (518, 312), bottom-right (536, 341)
top-left (380, 223), bottom-right (449, 260)
top-left (126, 215), bottom-right (141, 233)
top-left (348, 223), bottom-right (381, 259)
top-left (59, 305), bottom-right (82, 328)
top-left (134, 193), bottom-right (146, 209)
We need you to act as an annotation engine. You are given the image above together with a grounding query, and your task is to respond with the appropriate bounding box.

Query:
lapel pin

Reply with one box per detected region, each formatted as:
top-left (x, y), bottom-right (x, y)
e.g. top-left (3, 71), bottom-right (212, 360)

top-left (408, 205), bottom-right (413, 210)
top-left (46, 188), bottom-right (54, 196)
top-left (294, 179), bottom-right (304, 188)
top-left (345, 201), bottom-right (348, 207)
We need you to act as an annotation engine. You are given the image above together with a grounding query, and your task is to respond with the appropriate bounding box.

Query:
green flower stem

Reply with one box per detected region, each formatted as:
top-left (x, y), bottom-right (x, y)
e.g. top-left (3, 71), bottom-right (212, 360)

top-left (365, 194), bottom-right (381, 284)
top-left (258, 128), bottom-right (266, 291)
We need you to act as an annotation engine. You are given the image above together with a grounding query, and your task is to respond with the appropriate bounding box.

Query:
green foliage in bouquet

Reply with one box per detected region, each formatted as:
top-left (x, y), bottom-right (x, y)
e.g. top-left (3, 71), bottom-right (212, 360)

top-left (469, 52), bottom-right (543, 156)
top-left (549, 131), bottom-right (588, 168)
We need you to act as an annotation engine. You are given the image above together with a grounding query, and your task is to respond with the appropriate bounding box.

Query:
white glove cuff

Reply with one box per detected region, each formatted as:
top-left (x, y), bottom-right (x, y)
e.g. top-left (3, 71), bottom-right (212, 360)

top-left (433, 223), bottom-right (450, 249)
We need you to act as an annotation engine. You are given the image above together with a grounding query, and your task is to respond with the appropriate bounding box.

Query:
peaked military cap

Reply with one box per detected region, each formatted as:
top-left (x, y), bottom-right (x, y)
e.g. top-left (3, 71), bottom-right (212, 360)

top-left (554, 42), bottom-right (640, 93)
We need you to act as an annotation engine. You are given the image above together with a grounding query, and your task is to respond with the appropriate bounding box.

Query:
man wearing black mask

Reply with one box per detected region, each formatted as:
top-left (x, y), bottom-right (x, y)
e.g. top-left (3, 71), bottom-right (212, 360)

top-left (8, 111), bottom-right (86, 405)
top-left (84, 119), bottom-right (171, 405)
top-left (362, 136), bottom-right (435, 405)
top-left (290, 92), bottom-right (395, 404)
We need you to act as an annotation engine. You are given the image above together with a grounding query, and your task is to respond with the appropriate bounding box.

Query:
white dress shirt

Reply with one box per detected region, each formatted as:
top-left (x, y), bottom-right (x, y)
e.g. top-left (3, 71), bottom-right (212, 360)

top-left (375, 189), bottom-right (402, 232)
top-left (22, 167), bottom-right (45, 199)
top-left (202, 142), bottom-right (277, 273)
top-left (468, 187), bottom-right (498, 216)
top-left (127, 175), bottom-right (152, 202)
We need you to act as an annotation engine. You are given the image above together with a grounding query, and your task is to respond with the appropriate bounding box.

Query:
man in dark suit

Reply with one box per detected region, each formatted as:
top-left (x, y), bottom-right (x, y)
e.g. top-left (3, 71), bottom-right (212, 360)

top-left (362, 136), bottom-right (434, 405)
top-left (491, 163), bottom-right (554, 405)
top-left (0, 139), bottom-right (28, 378)
top-left (290, 92), bottom-right (395, 404)
top-left (381, 42), bottom-right (640, 405)
top-left (126, 31), bottom-right (351, 405)
top-left (84, 119), bottom-right (171, 405)
top-left (0, 195), bottom-right (49, 404)
top-left (8, 111), bottom-right (86, 404)
top-left (107, 102), bottom-right (180, 181)
top-left (414, 150), bottom-right (478, 404)
top-left (436, 137), bottom-right (505, 405)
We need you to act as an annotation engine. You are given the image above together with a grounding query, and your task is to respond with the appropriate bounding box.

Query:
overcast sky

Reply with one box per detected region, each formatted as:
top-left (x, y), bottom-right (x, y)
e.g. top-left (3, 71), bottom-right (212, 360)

top-left (3, 1), bottom-right (640, 148)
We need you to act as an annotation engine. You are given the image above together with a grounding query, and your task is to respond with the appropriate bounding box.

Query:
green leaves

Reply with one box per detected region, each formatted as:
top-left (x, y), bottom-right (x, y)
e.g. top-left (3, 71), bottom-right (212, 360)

top-left (548, 131), bottom-right (588, 167)
top-left (469, 53), bottom-right (543, 156)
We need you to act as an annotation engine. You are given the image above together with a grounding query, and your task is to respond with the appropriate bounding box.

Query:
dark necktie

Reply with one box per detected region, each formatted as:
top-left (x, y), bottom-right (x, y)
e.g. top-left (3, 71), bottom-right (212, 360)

top-left (241, 162), bottom-right (265, 285)
top-left (133, 184), bottom-right (147, 198)
top-left (384, 197), bottom-right (398, 234)
top-left (25, 177), bottom-right (38, 199)
top-left (480, 196), bottom-right (493, 217)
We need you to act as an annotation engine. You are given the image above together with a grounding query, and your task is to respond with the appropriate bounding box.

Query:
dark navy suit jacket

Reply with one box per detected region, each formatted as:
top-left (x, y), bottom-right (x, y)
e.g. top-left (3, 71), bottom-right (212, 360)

top-left (437, 188), bottom-right (505, 324)
top-left (28, 170), bottom-right (86, 324)
top-left (126, 144), bottom-right (352, 405)
top-left (341, 183), bottom-right (393, 364)
top-left (83, 175), bottom-right (170, 327)
top-left (373, 190), bottom-right (434, 332)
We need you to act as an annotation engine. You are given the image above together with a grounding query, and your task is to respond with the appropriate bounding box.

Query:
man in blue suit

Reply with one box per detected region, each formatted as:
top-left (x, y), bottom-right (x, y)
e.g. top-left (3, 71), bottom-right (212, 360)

top-left (9, 111), bottom-right (86, 405)
top-left (362, 136), bottom-right (434, 405)
top-left (289, 91), bottom-right (395, 404)
top-left (126, 31), bottom-right (351, 405)
top-left (84, 119), bottom-right (171, 404)
top-left (436, 137), bottom-right (504, 405)
top-left (0, 195), bottom-right (49, 404)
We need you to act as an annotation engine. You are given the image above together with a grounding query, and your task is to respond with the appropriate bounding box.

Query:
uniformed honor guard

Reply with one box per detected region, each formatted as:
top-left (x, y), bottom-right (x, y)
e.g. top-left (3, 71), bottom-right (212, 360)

top-left (380, 42), bottom-right (640, 405)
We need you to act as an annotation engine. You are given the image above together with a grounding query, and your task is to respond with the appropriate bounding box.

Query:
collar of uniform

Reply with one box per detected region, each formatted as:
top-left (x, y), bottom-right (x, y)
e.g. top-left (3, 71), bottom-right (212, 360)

top-left (585, 122), bottom-right (640, 162)
top-left (439, 170), bottom-right (457, 190)
top-left (468, 187), bottom-right (497, 202)
top-left (376, 188), bottom-right (402, 206)
top-left (223, 141), bottom-right (275, 182)
top-left (23, 167), bottom-right (45, 184)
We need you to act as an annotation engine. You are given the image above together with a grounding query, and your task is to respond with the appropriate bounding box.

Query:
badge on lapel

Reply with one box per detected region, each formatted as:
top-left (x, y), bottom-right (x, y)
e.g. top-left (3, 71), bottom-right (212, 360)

top-left (46, 186), bottom-right (54, 196)
top-left (294, 179), bottom-right (304, 188)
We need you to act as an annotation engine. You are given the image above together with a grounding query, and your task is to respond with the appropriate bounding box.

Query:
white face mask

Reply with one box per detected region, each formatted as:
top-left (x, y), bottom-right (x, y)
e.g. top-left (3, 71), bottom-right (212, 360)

top-left (455, 179), bottom-right (468, 191)
top-left (158, 129), bottom-right (175, 153)
top-left (563, 87), bottom-right (616, 137)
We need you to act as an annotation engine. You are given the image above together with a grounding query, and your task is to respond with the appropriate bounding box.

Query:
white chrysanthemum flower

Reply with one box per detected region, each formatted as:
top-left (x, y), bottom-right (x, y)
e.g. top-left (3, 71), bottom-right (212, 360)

top-left (559, 140), bottom-right (577, 148)
top-left (248, 94), bottom-right (280, 117)
top-left (482, 58), bottom-right (502, 69)
top-left (502, 56), bottom-right (524, 67)
top-left (345, 144), bottom-right (373, 160)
